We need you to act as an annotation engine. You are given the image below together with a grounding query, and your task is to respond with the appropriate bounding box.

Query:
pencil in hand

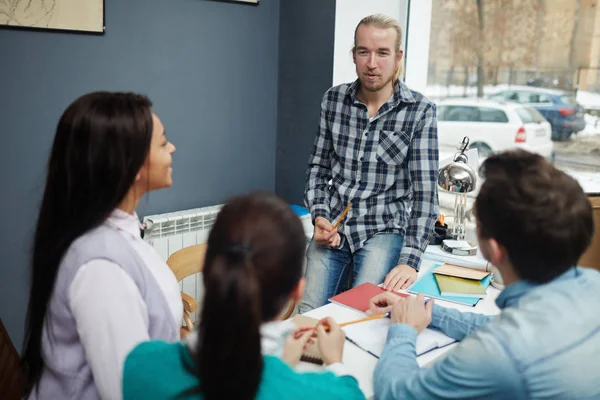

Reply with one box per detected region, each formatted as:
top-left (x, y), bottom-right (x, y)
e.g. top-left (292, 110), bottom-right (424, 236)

top-left (332, 203), bottom-right (351, 230)
top-left (295, 313), bottom-right (389, 336)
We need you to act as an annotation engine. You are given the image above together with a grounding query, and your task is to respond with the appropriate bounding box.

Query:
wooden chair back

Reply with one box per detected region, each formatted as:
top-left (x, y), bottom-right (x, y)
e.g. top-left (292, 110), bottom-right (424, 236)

top-left (167, 242), bottom-right (296, 337)
top-left (166, 243), bottom-right (207, 337)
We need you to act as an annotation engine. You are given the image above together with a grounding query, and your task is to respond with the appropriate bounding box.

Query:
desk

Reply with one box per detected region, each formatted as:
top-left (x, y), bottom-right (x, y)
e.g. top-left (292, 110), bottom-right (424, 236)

top-left (299, 255), bottom-right (502, 399)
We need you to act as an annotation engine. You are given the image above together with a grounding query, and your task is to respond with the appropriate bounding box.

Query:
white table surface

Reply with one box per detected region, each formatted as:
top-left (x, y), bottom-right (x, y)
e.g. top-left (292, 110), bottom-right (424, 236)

top-left (299, 254), bottom-right (501, 399)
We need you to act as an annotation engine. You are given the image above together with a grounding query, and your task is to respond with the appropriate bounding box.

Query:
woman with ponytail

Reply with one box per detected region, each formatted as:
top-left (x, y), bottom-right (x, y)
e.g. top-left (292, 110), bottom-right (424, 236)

top-left (122, 192), bottom-right (365, 400)
top-left (22, 92), bottom-right (180, 400)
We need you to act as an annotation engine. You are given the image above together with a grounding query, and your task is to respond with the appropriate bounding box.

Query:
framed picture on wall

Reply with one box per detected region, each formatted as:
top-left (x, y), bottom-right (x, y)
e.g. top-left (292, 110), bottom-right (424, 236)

top-left (0, 0), bottom-right (105, 34)
top-left (212, 0), bottom-right (259, 5)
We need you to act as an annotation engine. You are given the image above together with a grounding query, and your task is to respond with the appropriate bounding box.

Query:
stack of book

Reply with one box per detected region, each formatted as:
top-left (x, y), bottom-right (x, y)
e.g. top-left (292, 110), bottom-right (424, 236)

top-left (408, 263), bottom-right (492, 307)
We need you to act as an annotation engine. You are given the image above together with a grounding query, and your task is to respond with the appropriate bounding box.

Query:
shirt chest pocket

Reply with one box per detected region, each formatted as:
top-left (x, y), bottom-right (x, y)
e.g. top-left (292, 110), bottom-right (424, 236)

top-left (376, 130), bottom-right (411, 165)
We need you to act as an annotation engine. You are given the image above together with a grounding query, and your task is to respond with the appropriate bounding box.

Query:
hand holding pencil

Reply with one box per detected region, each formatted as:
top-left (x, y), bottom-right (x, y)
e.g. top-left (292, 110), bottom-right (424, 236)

top-left (313, 203), bottom-right (351, 248)
top-left (315, 317), bottom-right (345, 365)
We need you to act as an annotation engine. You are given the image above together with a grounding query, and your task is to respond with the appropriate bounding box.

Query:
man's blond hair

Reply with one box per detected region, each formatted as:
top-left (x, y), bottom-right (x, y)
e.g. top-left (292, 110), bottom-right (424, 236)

top-left (352, 14), bottom-right (404, 82)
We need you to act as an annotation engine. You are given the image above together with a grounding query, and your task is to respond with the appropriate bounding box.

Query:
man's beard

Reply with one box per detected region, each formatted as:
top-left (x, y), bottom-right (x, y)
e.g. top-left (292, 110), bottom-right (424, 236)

top-left (361, 73), bottom-right (393, 92)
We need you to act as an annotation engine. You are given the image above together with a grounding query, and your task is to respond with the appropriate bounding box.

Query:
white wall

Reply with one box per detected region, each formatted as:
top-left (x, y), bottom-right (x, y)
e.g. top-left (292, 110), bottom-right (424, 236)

top-left (332, 0), bottom-right (409, 87)
top-left (332, 0), bottom-right (433, 94)
top-left (404, 0), bottom-right (433, 93)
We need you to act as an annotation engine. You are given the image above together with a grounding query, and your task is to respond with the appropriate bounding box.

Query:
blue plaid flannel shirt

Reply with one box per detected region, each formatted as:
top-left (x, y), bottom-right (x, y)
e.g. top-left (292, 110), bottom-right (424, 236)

top-left (304, 79), bottom-right (439, 271)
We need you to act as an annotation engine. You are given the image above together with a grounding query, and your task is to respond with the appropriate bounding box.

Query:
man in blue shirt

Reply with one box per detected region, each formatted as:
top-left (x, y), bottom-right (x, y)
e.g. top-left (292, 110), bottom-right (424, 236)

top-left (368, 149), bottom-right (600, 399)
top-left (299, 14), bottom-right (438, 313)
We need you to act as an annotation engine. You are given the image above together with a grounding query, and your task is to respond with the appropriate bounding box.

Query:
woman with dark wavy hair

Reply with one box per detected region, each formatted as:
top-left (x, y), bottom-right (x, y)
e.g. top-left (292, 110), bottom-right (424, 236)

top-left (123, 192), bottom-right (365, 400)
top-left (22, 91), bottom-right (179, 400)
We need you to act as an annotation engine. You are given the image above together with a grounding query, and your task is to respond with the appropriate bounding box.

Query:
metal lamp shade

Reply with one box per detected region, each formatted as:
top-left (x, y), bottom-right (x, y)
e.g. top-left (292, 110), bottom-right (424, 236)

top-left (438, 161), bottom-right (477, 193)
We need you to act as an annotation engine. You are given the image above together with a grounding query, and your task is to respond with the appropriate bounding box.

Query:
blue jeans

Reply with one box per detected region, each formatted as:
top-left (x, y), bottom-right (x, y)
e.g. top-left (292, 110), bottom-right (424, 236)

top-left (298, 233), bottom-right (404, 313)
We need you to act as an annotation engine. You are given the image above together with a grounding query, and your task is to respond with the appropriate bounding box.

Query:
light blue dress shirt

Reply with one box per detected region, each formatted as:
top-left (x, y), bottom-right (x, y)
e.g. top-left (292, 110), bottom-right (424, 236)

top-left (374, 267), bottom-right (600, 399)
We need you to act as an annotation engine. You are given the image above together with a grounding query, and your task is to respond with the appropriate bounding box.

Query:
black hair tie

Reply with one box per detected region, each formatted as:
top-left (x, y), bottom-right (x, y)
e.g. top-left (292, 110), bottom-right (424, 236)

top-left (226, 243), bottom-right (253, 261)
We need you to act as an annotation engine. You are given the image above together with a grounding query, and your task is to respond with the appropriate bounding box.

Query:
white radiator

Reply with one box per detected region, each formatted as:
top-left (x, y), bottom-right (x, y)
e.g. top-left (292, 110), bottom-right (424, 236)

top-left (142, 203), bottom-right (314, 323)
top-left (142, 204), bottom-right (223, 322)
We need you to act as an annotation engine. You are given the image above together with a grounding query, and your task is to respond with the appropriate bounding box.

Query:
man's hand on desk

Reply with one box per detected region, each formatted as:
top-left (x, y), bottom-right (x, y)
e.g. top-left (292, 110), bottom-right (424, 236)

top-left (366, 292), bottom-right (400, 315)
top-left (366, 293), bottom-right (434, 333)
top-left (313, 217), bottom-right (341, 247)
top-left (390, 293), bottom-right (434, 334)
top-left (383, 264), bottom-right (417, 290)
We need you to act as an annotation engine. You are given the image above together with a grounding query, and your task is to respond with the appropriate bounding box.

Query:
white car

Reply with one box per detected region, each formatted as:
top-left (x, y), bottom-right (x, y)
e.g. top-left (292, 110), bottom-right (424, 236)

top-left (436, 98), bottom-right (554, 159)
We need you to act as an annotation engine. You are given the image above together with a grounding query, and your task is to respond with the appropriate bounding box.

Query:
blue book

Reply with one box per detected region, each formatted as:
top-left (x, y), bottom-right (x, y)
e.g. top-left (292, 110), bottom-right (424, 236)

top-left (408, 265), bottom-right (492, 307)
top-left (290, 205), bottom-right (310, 217)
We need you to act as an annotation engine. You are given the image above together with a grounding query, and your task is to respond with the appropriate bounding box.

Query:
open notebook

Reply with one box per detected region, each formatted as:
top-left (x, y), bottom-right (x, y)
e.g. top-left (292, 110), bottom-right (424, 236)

top-left (343, 318), bottom-right (456, 358)
top-left (328, 283), bottom-right (456, 358)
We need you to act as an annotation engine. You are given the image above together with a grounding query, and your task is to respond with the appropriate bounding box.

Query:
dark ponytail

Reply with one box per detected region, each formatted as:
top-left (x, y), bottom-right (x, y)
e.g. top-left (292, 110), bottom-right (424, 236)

top-left (199, 245), bottom-right (262, 400)
top-left (188, 192), bottom-right (306, 400)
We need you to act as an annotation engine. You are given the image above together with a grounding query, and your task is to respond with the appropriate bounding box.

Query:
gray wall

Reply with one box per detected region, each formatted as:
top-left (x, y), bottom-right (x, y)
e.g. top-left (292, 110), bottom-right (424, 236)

top-left (0, 0), bottom-right (280, 348)
top-left (276, 0), bottom-right (336, 205)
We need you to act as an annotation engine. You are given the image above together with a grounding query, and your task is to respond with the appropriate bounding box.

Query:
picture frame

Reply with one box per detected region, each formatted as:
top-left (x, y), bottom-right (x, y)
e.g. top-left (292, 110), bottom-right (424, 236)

top-left (0, 0), bottom-right (105, 34)
top-left (210, 0), bottom-right (259, 5)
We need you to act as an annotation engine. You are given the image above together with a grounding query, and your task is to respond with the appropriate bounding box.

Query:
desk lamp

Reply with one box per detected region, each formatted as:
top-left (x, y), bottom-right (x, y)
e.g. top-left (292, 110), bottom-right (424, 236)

top-left (438, 137), bottom-right (478, 256)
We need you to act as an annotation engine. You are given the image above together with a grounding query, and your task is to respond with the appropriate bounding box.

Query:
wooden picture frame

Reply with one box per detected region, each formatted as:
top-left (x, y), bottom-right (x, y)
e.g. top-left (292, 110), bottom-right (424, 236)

top-left (211, 0), bottom-right (259, 5)
top-left (0, 0), bottom-right (105, 34)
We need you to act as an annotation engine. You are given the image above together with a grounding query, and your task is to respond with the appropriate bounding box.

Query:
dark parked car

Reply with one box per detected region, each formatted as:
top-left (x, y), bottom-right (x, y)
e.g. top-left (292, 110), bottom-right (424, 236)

top-left (489, 87), bottom-right (586, 141)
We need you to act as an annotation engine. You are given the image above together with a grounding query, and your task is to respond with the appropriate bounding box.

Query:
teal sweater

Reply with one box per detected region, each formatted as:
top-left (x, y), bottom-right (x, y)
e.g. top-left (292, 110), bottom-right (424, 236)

top-left (123, 341), bottom-right (366, 400)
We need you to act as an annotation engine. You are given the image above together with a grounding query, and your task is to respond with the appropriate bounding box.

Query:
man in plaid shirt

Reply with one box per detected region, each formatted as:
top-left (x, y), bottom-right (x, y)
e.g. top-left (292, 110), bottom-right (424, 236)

top-left (299, 14), bottom-right (439, 312)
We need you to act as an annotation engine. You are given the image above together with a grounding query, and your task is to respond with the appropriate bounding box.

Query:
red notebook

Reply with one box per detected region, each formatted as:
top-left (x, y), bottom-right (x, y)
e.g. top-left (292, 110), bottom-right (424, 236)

top-left (329, 282), bottom-right (409, 313)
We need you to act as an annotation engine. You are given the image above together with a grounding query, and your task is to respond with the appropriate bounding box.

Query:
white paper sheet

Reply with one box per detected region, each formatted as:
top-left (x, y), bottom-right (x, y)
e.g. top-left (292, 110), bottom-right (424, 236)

top-left (343, 318), bottom-right (455, 357)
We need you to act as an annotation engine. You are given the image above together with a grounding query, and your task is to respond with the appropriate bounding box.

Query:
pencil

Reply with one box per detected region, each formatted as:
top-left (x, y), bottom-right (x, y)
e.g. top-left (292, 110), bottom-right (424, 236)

top-left (295, 313), bottom-right (389, 335)
top-left (332, 203), bottom-right (351, 230)
top-left (338, 313), bottom-right (389, 328)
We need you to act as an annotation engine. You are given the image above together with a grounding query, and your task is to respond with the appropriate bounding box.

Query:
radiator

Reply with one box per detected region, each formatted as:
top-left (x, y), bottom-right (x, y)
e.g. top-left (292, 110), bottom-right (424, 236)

top-left (142, 204), bottom-right (223, 322)
top-left (142, 204), bottom-right (314, 323)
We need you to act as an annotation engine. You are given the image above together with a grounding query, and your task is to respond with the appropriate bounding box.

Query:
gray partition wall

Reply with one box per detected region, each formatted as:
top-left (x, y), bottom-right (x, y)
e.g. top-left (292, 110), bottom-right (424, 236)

top-left (0, 0), bottom-right (338, 348)
top-left (275, 0), bottom-right (337, 207)
top-left (0, 0), bottom-right (281, 348)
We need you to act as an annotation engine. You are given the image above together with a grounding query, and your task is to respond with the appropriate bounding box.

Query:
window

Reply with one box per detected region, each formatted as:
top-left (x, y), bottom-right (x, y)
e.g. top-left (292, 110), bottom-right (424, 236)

top-left (437, 105), bottom-right (448, 120)
top-left (507, 92), bottom-right (520, 101)
top-left (478, 107), bottom-right (509, 123)
top-left (424, 0), bottom-right (600, 224)
top-left (525, 107), bottom-right (547, 123)
top-left (439, 106), bottom-right (479, 122)
top-left (489, 92), bottom-right (510, 101)
top-left (560, 95), bottom-right (578, 106)
top-left (515, 107), bottom-right (536, 124)
top-left (514, 92), bottom-right (551, 104)
top-left (529, 93), bottom-right (551, 104)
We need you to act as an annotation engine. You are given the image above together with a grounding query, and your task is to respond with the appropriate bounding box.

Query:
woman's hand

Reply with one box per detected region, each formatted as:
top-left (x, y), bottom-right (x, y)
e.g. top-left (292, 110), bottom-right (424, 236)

top-left (282, 326), bottom-right (314, 366)
top-left (316, 317), bottom-right (345, 365)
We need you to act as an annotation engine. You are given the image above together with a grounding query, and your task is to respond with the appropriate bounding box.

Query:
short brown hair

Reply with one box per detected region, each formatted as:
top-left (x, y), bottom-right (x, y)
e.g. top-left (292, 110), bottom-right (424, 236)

top-left (475, 150), bottom-right (593, 283)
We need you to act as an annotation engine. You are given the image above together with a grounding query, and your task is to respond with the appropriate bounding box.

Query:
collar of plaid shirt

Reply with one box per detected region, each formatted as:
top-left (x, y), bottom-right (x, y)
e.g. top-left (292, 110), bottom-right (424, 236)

top-left (347, 79), bottom-right (418, 109)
